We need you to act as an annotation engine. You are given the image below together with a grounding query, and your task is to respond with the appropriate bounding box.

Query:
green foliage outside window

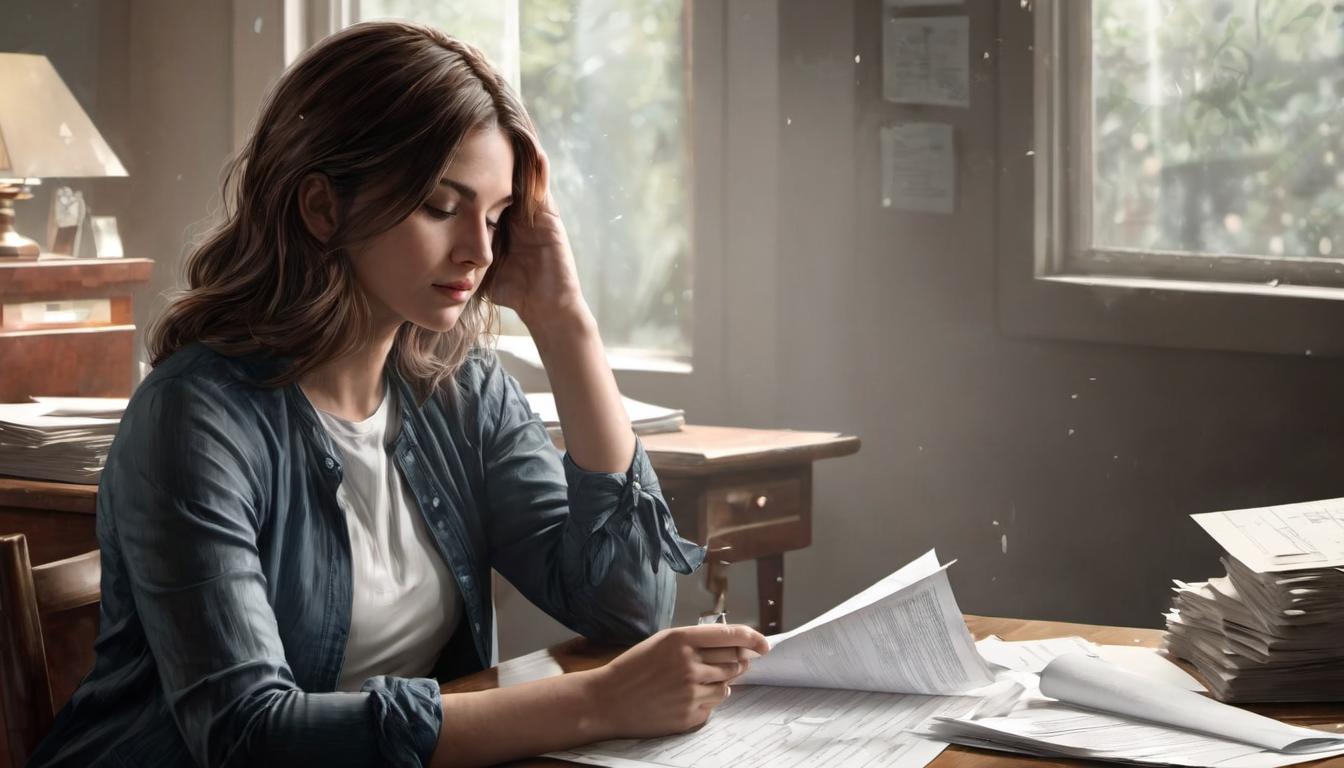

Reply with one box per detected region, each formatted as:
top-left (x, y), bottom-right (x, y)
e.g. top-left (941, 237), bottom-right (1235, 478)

top-left (1092, 0), bottom-right (1344, 260)
top-left (359, 0), bottom-right (692, 356)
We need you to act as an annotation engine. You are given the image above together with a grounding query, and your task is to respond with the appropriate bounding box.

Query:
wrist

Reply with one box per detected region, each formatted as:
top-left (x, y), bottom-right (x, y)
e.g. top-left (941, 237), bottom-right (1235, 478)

top-left (523, 300), bottom-right (598, 349)
top-left (569, 668), bottom-right (617, 742)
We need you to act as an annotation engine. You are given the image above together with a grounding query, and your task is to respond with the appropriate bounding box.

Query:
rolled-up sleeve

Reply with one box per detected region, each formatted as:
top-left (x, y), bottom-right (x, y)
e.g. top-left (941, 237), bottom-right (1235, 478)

top-left (479, 358), bottom-right (705, 644)
top-left (110, 376), bottom-right (442, 767)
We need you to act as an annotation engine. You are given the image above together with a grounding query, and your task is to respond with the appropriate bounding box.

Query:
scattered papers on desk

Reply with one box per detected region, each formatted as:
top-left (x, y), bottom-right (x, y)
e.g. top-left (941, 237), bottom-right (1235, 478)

top-left (739, 549), bottom-right (993, 694)
top-left (524, 392), bottom-right (684, 438)
top-left (0, 397), bottom-right (126, 483)
top-left (549, 686), bottom-right (978, 768)
top-left (551, 550), bottom-right (988, 768)
top-left (975, 635), bottom-right (1206, 691)
top-left (918, 654), bottom-right (1344, 767)
top-left (1166, 497), bottom-right (1344, 703)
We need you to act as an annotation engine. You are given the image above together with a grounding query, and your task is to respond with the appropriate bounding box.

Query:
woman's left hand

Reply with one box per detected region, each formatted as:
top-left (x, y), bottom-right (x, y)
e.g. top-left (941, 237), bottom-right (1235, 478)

top-left (489, 149), bottom-right (589, 327)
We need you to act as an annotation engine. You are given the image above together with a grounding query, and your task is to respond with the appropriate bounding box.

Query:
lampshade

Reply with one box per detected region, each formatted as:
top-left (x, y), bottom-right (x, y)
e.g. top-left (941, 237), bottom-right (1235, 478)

top-left (0, 53), bottom-right (127, 179)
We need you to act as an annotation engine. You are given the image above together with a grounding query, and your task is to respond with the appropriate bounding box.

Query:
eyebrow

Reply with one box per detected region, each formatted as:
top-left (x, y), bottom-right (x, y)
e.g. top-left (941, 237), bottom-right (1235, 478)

top-left (439, 178), bottom-right (512, 207)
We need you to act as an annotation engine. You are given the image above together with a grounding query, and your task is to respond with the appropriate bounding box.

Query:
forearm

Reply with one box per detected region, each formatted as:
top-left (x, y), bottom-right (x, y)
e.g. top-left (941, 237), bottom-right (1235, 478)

top-left (525, 304), bottom-right (635, 472)
top-left (429, 669), bottom-right (610, 768)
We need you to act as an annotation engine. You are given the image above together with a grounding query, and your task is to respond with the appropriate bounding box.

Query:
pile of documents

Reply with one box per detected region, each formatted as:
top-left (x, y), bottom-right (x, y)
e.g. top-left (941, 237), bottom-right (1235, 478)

top-left (1164, 498), bottom-right (1344, 703)
top-left (0, 397), bottom-right (125, 484)
top-left (918, 650), bottom-right (1344, 767)
top-left (551, 547), bottom-right (1344, 768)
top-left (525, 392), bottom-right (684, 438)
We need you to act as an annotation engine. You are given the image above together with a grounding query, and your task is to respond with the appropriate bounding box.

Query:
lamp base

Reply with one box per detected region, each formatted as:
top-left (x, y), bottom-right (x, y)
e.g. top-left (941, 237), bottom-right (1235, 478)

top-left (0, 183), bottom-right (41, 259)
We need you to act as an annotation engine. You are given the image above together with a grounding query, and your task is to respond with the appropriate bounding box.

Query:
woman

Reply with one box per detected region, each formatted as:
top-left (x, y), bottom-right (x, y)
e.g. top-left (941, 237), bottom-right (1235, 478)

top-left (28, 20), bottom-right (768, 768)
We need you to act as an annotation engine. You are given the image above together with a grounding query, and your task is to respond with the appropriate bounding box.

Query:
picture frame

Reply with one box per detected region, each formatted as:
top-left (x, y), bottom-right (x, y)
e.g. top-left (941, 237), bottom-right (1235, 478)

top-left (90, 215), bottom-right (124, 258)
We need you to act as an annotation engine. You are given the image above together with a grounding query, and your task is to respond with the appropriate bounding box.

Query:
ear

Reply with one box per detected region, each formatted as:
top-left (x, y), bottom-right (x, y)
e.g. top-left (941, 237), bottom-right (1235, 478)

top-left (298, 172), bottom-right (339, 243)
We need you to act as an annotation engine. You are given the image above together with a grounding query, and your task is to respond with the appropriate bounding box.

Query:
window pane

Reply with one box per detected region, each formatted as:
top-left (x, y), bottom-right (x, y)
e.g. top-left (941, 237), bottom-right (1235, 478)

top-left (354, 0), bottom-right (692, 356)
top-left (1092, 0), bottom-right (1344, 260)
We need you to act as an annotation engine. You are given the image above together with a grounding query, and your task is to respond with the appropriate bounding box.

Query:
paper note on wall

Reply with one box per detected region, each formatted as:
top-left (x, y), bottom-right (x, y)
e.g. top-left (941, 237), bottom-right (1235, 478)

top-left (882, 16), bottom-right (970, 107)
top-left (881, 123), bottom-right (956, 214)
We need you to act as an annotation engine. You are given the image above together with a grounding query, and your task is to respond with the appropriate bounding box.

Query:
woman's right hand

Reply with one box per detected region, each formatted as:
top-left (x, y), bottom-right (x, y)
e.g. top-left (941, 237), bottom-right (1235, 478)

top-left (584, 624), bottom-right (771, 740)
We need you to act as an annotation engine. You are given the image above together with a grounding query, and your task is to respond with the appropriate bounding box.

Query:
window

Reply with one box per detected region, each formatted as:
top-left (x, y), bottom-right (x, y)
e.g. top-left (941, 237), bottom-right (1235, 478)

top-left (998, 0), bottom-right (1344, 357)
top-left (352, 0), bottom-right (693, 361)
top-left (1041, 0), bottom-right (1344, 288)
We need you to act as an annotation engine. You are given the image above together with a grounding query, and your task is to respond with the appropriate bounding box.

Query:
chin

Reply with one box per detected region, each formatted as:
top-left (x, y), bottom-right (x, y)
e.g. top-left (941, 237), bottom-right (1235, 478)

top-left (411, 308), bottom-right (465, 334)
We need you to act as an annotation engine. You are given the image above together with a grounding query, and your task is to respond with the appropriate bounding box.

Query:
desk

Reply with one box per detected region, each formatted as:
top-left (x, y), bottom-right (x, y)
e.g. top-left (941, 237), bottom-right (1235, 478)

top-left (0, 425), bottom-right (860, 632)
top-left (439, 615), bottom-right (1344, 768)
top-left (638, 426), bottom-right (860, 631)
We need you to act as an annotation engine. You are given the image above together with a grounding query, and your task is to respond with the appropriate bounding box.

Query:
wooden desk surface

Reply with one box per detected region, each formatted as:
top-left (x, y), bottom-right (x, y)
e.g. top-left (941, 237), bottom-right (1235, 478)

top-left (440, 616), bottom-right (1344, 768)
top-left (640, 425), bottom-right (860, 475)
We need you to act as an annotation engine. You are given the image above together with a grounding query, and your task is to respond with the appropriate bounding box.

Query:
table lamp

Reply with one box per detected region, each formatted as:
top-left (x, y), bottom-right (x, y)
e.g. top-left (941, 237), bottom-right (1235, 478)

top-left (0, 53), bottom-right (127, 259)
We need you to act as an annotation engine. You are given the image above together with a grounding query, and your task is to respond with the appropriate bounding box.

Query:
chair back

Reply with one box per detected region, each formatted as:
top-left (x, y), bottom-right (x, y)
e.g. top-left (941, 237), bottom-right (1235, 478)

top-left (0, 533), bottom-right (100, 767)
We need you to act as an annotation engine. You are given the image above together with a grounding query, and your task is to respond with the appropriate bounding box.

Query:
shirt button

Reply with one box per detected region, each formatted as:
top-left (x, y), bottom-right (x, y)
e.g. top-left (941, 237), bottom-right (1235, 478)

top-left (404, 453), bottom-right (415, 464)
top-left (473, 621), bottom-right (481, 632)
top-left (323, 457), bottom-right (335, 470)
top-left (431, 496), bottom-right (440, 508)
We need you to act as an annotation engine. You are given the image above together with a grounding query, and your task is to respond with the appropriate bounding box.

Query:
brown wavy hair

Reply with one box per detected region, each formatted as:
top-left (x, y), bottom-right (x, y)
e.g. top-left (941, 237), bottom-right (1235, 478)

top-left (148, 20), bottom-right (545, 401)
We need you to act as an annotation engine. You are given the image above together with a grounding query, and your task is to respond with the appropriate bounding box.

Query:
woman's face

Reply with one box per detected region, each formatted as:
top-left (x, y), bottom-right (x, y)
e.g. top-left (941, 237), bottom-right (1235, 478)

top-left (349, 127), bottom-right (514, 334)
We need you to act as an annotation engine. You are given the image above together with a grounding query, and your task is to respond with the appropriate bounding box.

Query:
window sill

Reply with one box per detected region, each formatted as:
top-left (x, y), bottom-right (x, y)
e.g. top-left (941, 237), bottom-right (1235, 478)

top-left (494, 334), bottom-right (693, 375)
top-left (1041, 274), bottom-right (1344, 303)
top-left (998, 270), bottom-right (1344, 359)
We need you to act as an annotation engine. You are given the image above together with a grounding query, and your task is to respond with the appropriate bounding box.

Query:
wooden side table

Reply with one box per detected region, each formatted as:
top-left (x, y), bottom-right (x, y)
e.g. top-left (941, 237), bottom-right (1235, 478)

top-left (640, 426), bottom-right (861, 633)
top-left (0, 257), bottom-right (153, 401)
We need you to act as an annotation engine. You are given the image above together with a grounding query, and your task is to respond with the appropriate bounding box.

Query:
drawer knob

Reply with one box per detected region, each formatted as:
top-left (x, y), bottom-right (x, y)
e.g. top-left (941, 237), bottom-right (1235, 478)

top-left (755, 495), bottom-right (768, 509)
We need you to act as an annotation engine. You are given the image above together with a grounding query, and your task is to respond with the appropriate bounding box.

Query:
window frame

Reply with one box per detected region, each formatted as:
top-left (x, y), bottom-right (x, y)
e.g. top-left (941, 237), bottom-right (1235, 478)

top-left (997, 0), bottom-right (1344, 358)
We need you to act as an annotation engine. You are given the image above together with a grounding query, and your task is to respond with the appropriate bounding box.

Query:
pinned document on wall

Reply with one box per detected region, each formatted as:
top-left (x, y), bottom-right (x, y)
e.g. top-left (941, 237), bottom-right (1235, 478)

top-left (882, 15), bottom-right (970, 107)
top-left (880, 122), bottom-right (956, 214)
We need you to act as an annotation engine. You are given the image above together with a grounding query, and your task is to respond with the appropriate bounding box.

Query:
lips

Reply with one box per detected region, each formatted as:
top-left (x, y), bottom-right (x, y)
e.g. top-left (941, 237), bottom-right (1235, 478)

top-left (433, 279), bottom-right (474, 291)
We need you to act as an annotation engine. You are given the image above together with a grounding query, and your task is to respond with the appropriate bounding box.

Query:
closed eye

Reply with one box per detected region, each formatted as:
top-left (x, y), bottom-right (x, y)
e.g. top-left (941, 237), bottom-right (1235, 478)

top-left (422, 204), bottom-right (455, 220)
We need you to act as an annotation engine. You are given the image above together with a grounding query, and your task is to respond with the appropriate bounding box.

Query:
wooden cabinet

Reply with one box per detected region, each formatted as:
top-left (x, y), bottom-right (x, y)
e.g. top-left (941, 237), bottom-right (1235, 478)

top-left (0, 257), bottom-right (153, 401)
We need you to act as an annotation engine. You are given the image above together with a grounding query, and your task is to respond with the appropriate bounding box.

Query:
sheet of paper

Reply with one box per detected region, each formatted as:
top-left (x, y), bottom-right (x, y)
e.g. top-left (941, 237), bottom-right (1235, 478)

top-left (740, 552), bottom-right (993, 694)
top-left (1094, 645), bottom-right (1206, 692)
top-left (1039, 655), bottom-right (1344, 754)
top-left (882, 16), bottom-right (969, 107)
top-left (975, 635), bottom-right (1096, 673)
top-left (921, 702), bottom-right (1344, 768)
top-left (549, 685), bottom-right (975, 768)
top-left (1193, 500), bottom-right (1344, 572)
top-left (880, 123), bottom-right (956, 214)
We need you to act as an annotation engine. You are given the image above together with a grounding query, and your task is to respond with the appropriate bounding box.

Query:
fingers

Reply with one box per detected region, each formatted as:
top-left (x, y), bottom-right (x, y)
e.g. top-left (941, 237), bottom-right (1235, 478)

top-left (683, 624), bottom-right (771, 655)
top-left (693, 682), bottom-right (732, 708)
top-left (691, 660), bottom-right (744, 684)
top-left (698, 647), bottom-right (741, 665)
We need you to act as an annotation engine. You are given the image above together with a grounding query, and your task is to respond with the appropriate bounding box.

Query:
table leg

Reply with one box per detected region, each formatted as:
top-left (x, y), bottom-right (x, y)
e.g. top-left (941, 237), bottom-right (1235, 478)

top-left (756, 554), bottom-right (783, 633)
top-left (704, 559), bottom-right (728, 617)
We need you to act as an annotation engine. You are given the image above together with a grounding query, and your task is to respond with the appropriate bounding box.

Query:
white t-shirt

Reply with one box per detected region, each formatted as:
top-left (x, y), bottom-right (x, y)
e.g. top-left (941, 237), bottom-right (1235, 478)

top-left (310, 384), bottom-right (462, 691)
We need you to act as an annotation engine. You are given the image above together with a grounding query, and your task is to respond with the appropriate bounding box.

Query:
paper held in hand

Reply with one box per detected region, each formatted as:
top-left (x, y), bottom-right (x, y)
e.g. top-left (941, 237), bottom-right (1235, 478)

top-left (548, 550), bottom-right (993, 768)
top-left (738, 549), bottom-right (994, 694)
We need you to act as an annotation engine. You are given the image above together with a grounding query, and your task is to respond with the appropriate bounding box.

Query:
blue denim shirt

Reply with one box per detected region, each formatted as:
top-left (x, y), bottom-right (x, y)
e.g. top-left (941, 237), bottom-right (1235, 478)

top-left (27, 342), bottom-right (705, 768)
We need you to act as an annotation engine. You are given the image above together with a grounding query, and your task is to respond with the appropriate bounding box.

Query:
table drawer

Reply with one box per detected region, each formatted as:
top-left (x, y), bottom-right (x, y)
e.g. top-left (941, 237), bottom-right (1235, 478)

top-left (704, 475), bottom-right (809, 561)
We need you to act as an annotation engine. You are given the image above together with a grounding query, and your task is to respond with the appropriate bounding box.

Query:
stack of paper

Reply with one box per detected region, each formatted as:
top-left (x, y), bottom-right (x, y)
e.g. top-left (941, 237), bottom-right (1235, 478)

top-left (1164, 499), bottom-right (1344, 702)
top-left (0, 397), bottom-right (125, 484)
top-left (525, 392), bottom-right (684, 438)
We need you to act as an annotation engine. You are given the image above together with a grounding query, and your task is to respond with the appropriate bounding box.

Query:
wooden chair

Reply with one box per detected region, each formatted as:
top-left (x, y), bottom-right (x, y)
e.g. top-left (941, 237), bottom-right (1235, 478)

top-left (0, 534), bottom-right (100, 767)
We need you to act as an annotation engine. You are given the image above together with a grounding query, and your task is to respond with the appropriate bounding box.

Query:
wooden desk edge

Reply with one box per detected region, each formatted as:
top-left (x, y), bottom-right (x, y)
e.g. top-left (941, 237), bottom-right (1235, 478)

top-left (645, 434), bottom-right (862, 474)
top-left (0, 476), bottom-right (98, 514)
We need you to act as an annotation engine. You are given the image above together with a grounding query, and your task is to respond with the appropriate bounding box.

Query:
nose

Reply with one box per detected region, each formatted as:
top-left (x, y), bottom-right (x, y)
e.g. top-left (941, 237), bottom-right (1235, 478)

top-left (450, 216), bottom-right (494, 268)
